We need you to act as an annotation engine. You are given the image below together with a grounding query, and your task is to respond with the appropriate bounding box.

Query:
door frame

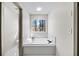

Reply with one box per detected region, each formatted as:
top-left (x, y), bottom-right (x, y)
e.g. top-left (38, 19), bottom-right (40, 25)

top-left (74, 2), bottom-right (79, 56)
top-left (13, 2), bottom-right (23, 56)
top-left (77, 2), bottom-right (79, 56)
top-left (0, 2), bottom-right (2, 56)
top-left (18, 7), bottom-right (23, 56)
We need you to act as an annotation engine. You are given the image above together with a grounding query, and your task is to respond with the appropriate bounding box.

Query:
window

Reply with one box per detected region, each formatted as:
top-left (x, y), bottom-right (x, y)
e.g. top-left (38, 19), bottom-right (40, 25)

top-left (31, 14), bottom-right (48, 33)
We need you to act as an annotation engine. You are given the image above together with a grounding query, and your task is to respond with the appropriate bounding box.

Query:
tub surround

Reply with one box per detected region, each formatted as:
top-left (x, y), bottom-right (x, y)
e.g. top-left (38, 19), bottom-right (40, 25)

top-left (23, 44), bottom-right (56, 56)
top-left (23, 37), bottom-right (56, 56)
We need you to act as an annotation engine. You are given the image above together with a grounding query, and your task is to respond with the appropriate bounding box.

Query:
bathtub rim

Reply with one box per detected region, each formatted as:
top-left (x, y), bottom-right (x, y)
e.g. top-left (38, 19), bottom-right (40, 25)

top-left (23, 44), bottom-right (56, 46)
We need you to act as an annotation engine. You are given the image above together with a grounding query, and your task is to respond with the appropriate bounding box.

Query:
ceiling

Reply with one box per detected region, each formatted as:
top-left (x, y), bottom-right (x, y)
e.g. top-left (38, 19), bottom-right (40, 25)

top-left (19, 2), bottom-right (72, 14)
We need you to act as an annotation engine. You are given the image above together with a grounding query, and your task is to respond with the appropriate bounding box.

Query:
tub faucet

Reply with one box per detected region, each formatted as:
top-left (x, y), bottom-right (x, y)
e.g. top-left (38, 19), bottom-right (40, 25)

top-left (47, 40), bottom-right (53, 44)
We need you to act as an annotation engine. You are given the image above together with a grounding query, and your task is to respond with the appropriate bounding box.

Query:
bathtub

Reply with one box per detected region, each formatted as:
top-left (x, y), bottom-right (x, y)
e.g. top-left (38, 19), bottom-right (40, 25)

top-left (23, 37), bottom-right (56, 56)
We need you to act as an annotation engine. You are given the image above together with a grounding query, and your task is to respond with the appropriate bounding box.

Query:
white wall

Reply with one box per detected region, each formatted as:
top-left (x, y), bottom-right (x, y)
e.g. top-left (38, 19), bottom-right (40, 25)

top-left (22, 7), bottom-right (30, 44)
top-left (17, 3), bottom-right (30, 45)
top-left (48, 2), bottom-right (74, 56)
top-left (2, 3), bottom-right (19, 56)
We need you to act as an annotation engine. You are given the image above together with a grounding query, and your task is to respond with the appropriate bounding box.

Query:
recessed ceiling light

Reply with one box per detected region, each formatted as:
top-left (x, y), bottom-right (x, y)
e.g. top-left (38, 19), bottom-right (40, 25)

top-left (36, 7), bottom-right (42, 11)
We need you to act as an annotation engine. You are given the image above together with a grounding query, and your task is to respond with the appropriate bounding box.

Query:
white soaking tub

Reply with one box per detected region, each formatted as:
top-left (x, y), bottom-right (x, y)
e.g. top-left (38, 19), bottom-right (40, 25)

top-left (23, 37), bottom-right (56, 56)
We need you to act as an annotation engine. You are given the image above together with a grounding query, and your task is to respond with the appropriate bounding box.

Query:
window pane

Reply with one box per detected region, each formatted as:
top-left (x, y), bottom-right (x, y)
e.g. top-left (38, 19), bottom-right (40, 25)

top-left (31, 15), bottom-right (48, 32)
